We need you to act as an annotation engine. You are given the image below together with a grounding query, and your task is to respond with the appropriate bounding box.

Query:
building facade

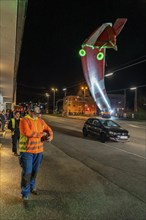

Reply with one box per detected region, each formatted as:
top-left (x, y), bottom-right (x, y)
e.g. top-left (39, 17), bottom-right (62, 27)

top-left (62, 95), bottom-right (97, 116)
top-left (0, 0), bottom-right (28, 111)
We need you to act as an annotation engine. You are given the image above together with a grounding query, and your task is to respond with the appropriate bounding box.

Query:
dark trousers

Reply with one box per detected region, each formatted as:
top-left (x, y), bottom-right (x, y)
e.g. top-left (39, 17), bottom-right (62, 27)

top-left (0, 121), bottom-right (5, 131)
top-left (20, 152), bottom-right (43, 197)
top-left (12, 134), bottom-right (20, 154)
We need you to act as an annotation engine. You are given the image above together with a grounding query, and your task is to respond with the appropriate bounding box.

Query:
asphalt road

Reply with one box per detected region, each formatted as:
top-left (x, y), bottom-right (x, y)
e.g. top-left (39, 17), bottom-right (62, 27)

top-left (0, 115), bottom-right (146, 220)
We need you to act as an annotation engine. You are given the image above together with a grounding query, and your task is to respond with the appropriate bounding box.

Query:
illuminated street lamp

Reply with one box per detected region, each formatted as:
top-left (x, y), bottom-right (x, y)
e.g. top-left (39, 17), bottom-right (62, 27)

top-left (105, 72), bottom-right (126, 111)
top-left (62, 88), bottom-right (67, 97)
top-left (81, 86), bottom-right (88, 114)
top-left (105, 72), bottom-right (114, 77)
top-left (45, 93), bottom-right (50, 113)
top-left (51, 88), bottom-right (58, 114)
top-left (130, 87), bottom-right (137, 112)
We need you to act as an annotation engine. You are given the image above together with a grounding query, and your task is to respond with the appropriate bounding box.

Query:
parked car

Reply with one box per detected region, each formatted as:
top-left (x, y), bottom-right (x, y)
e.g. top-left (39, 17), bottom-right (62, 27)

top-left (82, 117), bottom-right (130, 143)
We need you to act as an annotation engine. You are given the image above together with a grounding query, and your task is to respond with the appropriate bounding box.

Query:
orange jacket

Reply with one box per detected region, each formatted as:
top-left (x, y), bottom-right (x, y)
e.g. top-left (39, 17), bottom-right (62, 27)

top-left (19, 115), bottom-right (53, 153)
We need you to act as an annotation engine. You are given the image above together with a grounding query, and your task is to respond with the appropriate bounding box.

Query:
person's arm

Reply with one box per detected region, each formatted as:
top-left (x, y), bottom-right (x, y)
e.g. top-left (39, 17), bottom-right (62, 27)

top-left (42, 120), bottom-right (53, 142)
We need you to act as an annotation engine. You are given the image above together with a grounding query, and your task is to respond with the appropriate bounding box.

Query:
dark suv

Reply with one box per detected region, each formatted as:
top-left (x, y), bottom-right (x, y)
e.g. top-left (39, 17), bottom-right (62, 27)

top-left (82, 118), bottom-right (130, 143)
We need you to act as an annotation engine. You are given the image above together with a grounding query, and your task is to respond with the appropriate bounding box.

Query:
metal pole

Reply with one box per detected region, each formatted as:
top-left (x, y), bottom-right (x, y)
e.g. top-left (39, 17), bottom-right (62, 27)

top-left (134, 89), bottom-right (138, 112)
top-left (52, 88), bottom-right (58, 114)
top-left (56, 99), bottom-right (63, 113)
top-left (53, 91), bottom-right (55, 113)
top-left (83, 89), bottom-right (85, 114)
top-left (124, 89), bottom-right (126, 111)
top-left (63, 88), bottom-right (67, 97)
top-left (45, 93), bottom-right (50, 114)
top-left (47, 96), bottom-right (49, 113)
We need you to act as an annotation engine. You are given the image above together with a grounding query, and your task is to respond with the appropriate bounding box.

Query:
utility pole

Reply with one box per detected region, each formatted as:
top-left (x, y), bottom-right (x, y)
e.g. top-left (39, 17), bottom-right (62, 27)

top-left (124, 89), bottom-right (126, 111)
top-left (51, 88), bottom-right (58, 114)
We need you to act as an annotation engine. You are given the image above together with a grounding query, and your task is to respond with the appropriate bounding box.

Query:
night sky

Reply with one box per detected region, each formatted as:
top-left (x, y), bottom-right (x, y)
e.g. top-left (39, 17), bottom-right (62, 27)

top-left (17, 0), bottom-right (146, 103)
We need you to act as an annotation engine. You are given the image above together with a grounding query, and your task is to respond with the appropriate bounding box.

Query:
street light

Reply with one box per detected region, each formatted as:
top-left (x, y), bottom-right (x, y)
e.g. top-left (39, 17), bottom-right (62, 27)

top-left (51, 88), bottom-right (58, 114)
top-left (81, 86), bottom-right (88, 114)
top-left (45, 93), bottom-right (50, 113)
top-left (105, 72), bottom-right (127, 111)
top-left (105, 72), bottom-right (114, 77)
top-left (62, 88), bottom-right (67, 97)
top-left (130, 87), bottom-right (137, 112)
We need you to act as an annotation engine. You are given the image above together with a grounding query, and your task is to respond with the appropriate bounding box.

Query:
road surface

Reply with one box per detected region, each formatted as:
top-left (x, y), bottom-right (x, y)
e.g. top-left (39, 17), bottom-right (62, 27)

top-left (0, 115), bottom-right (145, 220)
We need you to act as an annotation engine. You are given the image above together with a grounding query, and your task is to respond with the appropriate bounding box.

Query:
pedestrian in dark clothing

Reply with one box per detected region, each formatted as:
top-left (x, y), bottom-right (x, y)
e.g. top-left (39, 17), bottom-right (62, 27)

top-left (0, 111), bottom-right (6, 131)
top-left (6, 109), bottom-right (12, 120)
top-left (8, 111), bottom-right (21, 156)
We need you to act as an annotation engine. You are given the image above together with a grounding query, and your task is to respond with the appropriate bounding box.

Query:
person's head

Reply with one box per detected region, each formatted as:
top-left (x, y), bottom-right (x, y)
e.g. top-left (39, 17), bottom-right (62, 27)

top-left (28, 106), bottom-right (41, 119)
top-left (14, 111), bottom-right (21, 119)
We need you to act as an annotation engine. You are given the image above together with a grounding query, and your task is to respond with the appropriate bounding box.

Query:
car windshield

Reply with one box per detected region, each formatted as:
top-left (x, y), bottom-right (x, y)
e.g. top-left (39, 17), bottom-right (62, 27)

top-left (100, 120), bottom-right (120, 127)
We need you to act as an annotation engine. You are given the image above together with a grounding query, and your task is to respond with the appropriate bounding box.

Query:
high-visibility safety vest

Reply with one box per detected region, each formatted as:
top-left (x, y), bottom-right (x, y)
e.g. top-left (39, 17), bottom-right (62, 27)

top-left (19, 115), bottom-right (53, 154)
top-left (11, 118), bottom-right (21, 135)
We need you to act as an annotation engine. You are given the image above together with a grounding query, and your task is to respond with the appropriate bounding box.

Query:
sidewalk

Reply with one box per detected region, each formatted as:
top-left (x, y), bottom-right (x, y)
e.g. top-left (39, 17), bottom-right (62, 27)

top-left (1, 128), bottom-right (104, 220)
top-left (0, 129), bottom-right (11, 147)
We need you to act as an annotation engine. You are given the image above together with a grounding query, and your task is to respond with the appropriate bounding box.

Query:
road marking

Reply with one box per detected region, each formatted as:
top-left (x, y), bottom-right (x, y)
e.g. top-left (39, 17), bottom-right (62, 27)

top-left (104, 143), bottom-right (146, 160)
top-left (127, 124), bottom-right (140, 128)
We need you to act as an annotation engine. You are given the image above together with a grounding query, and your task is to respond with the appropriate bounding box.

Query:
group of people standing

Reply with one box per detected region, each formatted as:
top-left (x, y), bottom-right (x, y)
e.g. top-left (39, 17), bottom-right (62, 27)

top-left (3, 105), bottom-right (53, 201)
top-left (0, 110), bottom-right (7, 131)
top-left (0, 109), bottom-right (13, 132)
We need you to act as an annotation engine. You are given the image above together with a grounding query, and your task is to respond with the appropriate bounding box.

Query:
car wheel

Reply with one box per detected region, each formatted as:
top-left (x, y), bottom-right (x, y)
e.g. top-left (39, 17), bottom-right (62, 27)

top-left (100, 133), bottom-right (107, 143)
top-left (83, 128), bottom-right (88, 137)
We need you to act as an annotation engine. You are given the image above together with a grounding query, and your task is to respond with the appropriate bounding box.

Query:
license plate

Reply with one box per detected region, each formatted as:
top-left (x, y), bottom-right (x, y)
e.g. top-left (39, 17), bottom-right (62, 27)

top-left (119, 136), bottom-right (128, 139)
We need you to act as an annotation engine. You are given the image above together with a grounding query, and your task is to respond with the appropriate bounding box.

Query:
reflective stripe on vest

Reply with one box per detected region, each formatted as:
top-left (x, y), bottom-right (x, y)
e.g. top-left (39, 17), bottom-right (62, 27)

top-left (19, 116), bottom-right (44, 153)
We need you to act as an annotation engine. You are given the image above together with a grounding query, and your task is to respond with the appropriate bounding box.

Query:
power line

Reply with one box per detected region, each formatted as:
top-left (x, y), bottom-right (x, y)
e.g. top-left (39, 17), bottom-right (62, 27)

top-left (66, 56), bottom-right (146, 90)
top-left (111, 59), bottom-right (146, 73)
top-left (111, 55), bottom-right (146, 70)
top-left (107, 55), bottom-right (146, 72)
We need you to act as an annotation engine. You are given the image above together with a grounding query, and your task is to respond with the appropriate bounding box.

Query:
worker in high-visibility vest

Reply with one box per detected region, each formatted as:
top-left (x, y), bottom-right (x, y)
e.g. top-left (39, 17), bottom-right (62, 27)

top-left (8, 111), bottom-right (21, 156)
top-left (19, 105), bottom-right (53, 201)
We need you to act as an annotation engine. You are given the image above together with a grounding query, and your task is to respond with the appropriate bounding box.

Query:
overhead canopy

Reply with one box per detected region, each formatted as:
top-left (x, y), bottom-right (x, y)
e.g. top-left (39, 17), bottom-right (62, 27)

top-left (0, 0), bottom-right (27, 108)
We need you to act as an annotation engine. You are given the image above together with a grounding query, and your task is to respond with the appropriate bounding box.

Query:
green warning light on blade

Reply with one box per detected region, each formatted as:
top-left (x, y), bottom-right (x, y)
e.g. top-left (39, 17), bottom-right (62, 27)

top-left (97, 52), bottom-right (104, 60)
top-left (79, 49), bottom-right (86, 56)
